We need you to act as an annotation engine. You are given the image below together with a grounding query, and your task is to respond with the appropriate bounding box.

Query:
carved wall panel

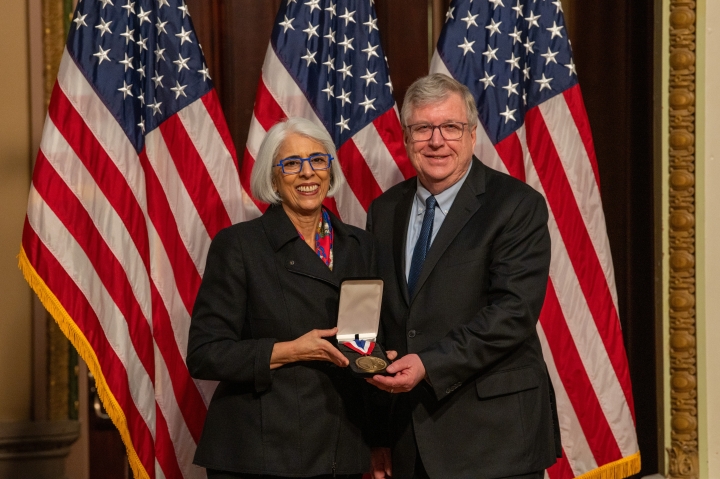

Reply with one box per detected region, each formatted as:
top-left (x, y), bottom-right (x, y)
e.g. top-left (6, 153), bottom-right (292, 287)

top-left (667, 0), bottom-right (699, 478)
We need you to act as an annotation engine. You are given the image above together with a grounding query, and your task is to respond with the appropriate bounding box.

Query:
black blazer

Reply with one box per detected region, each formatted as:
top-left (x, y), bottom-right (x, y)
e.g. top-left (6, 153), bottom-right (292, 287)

top-left (367, 158), bottom-right (559, 479)
top-left (187, 205), bottom-right (380, 476)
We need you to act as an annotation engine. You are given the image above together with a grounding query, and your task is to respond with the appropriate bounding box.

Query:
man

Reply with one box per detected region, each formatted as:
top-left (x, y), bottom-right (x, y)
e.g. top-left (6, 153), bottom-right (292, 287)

top-left (367, 74), bottom-right (560, 479)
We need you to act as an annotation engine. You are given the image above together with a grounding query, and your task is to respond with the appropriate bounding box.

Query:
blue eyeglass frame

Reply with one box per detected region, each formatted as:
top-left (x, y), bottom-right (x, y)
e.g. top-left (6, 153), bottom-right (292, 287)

top-left (273, 153), bottom-right (334, 175)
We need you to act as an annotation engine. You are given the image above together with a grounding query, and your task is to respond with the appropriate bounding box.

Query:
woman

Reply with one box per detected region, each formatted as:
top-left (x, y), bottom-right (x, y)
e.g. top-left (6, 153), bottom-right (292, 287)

top-left (187, 118), bottom-right (382, 478)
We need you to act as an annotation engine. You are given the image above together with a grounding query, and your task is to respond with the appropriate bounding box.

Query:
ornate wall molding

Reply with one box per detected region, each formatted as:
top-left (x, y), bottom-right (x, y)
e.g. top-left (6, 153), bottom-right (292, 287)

top-left (667, 0), bottom-right (699, 477)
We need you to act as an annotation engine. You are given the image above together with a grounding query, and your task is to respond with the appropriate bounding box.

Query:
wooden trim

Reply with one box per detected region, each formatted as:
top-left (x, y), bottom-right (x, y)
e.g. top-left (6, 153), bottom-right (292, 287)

top-left (667, 0), bottom-right (699, 477)
top-left (41, 0), bottom-right (64, 108)
top-left (41, 0), bottom-right (71, 422)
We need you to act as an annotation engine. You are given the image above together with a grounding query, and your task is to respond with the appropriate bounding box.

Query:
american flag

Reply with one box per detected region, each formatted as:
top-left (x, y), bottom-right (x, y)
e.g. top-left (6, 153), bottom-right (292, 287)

top-left (239, 0), bottom-right (414, 225)
top-left (430, 0), bottom-right (640, 477)
top-left (19, 0), bottom-right (244, 478)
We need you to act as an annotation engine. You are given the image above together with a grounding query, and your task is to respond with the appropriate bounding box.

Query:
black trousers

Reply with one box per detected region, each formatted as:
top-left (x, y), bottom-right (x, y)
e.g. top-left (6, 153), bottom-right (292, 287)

top-left (208, 471), bottom-right (362, 479)
top-left (413, 448), bottom-right (545, 479)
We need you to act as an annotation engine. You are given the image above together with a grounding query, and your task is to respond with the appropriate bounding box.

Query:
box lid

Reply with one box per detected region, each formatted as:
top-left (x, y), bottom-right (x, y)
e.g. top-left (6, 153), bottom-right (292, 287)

top-left (336, 278), bottom-right (383, 342)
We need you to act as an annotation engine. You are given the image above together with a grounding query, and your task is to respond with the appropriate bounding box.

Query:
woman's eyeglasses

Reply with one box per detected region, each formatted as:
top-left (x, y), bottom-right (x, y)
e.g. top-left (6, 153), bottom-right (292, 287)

top-left (274, 154), bottom-right (333, 175)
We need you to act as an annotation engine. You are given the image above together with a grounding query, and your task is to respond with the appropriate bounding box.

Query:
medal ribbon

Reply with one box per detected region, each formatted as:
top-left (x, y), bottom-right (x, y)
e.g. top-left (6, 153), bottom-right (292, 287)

top-left (341, 339), bottom-right (375, 356)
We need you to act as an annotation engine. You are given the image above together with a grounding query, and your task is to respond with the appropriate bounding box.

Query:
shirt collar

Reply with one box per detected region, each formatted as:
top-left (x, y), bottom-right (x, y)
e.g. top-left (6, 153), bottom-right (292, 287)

top-left (415, 161), bottom-right (473, 215)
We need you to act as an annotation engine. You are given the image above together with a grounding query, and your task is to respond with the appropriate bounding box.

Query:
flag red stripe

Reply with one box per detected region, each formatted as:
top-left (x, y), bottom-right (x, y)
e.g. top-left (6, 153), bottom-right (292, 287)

top-left (371, 109), bottom-right (415, 179)
top-left (151, 282), bottom-right (206, 442)
top-left (540, 280), bottom-right (623, 465)
top-left (155, 404), bottom-right (186, 479)
top-left (322, 196), bottom-right (341, 218)
top-left (524, 108), bottom-right (636, 419)
top-left (22, 222), bottom-right (156, 476)
top-left (547, 449), bottom-right (578, 479)
top-left (53, 69), bottom-right (209, 466)
top-left (254, 79), bottom-right (288, 131)
top-left (563, 86), bottom-right (601, 192)
top-left (201, 90), bottom-right (241, 173)
top-left (48, 84), bottom-right (151, 272)
top-left (240, 147), bottom-right (268, 214)
top-left (337, 139), bottom-right (384, 211)
top-left (138, 149), bottom-right (202, 315)
top-left (494, 132), bottom-right (526, 182)
top-left (33, 152), bottom-right (155, 381)
top-left (159, 116), bottom-right (232, 238)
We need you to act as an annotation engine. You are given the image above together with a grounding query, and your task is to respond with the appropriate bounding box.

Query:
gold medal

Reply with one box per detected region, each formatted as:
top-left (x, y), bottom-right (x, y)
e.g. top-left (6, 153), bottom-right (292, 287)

top-left (355, 356), bottom-right (387, 373)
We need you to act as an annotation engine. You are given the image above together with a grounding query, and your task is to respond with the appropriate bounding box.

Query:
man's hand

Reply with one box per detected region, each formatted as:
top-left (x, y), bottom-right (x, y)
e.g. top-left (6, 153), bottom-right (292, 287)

top-left (366, 353), bottom-right (426, 393)
top-left (371, 447), bottom-right (392, 479)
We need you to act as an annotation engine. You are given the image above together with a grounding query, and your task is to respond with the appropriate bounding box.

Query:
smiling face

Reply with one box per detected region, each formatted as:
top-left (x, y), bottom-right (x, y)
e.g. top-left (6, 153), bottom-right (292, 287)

top-left (272, 133), bottom-right (331, 218)
top-left (404, 92), bottom-right (476, 195)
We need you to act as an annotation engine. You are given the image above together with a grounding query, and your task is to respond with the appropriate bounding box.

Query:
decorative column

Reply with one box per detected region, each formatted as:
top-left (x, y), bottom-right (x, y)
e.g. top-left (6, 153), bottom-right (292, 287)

top-left (667, 0), bottom-right (699, 478)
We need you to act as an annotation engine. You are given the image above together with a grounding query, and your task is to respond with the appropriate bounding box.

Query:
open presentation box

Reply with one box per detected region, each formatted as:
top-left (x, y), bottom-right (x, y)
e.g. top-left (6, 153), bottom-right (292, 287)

top-left (336, 278), bottom-right (389, 377)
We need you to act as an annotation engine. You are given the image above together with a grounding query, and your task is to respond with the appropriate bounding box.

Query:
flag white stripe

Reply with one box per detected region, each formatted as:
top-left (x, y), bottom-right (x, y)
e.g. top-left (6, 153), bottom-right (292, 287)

top-left (251, 47), bottom-right (368, 227)
top-left (147, 221), bottom-right (192, 357)
top-left (538, 98), bottom-right (620, 312)
top-left (26, 187), bottom-right (156, 437)
top-left (57, 50), bottom-right (148, 215)
top-left (144, 128), bottom-right (212, 276)
top-left (177, 102), bottom-right (246, 225)
top-left (147, 221), bottom-right (218, 407)
top-left (263, 45), bottom-right (323, 125)
top-left (476, 125), bottom-right (507, 174)
top-left (352, 122), bottom-right (405, 191)
top-left (239, 186), bottom-right (263, 220)
top-left (246, 115), bottom-right (266, 160)
top-left (432, 47), bottom-right (639, 473)
top-left (40, 119), bottom-right (153, 324)
top-left (156, 460), bottom-right (168, 479)
top-left (155, 349), bottom-right (205, 479)
top-left (330, 160), bottom-right (368, 227)
top-left (429, 53), bottom-right (509, 174)
top-left (536, 326), bottom-right (599, 475)
top-left (519, 134), bottom-right (638, 457)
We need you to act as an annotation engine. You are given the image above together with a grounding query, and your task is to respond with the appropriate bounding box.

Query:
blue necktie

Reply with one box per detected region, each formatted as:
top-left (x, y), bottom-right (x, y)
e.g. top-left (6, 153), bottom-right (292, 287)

top-left (408, 195), bottom-right (437, 296)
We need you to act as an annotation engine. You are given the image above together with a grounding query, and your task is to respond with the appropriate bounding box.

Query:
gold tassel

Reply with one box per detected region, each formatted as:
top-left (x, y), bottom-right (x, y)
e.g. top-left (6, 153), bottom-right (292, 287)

top-left (18, 246), bottom-right (150, 479)
top-left (575, 452), bottom-right (642, 479)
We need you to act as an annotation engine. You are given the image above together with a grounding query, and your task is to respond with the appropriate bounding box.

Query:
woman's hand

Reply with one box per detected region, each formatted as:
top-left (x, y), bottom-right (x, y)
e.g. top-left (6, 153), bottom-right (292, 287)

top-left (371, 447), bottom-right (392, 478)
top-left (270, 327), bottom-right (349, 369)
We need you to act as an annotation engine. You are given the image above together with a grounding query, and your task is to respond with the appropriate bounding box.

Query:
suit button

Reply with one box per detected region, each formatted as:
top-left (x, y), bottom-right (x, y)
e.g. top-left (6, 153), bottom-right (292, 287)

top-left (407, 330), bottom-right (416, 338)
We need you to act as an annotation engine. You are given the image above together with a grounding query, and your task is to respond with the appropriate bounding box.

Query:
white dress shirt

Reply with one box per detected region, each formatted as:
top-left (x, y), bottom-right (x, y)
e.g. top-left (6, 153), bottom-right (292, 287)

top-left (404, 162), bottom-right (473, 281)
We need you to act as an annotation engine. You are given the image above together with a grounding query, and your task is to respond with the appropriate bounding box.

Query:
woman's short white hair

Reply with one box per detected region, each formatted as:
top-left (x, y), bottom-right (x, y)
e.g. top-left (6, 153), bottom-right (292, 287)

top-left (250, 117), bottom-right (346, 205)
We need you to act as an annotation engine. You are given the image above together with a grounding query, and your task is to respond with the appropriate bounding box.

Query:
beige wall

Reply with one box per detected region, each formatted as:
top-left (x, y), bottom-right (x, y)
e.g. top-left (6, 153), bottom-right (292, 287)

top-left (0, 0), bottom-right (32, 421)
top-left (696, 1), bottom-right (720, 477)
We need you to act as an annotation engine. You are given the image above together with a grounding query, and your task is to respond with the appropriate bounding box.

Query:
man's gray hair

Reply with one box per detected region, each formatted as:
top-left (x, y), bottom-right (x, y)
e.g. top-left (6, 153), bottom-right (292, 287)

top-left (250, 117), bottom-right (346, 205)
top-left (401, 73), bottom-right (479, 128)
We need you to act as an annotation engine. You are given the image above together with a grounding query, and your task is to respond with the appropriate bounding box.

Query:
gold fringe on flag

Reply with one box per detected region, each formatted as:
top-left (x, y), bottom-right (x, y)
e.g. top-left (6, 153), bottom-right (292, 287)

top-left (576, 452), bottom-right (642, 479)
top-left (18, 246), bottom-right (150, 479)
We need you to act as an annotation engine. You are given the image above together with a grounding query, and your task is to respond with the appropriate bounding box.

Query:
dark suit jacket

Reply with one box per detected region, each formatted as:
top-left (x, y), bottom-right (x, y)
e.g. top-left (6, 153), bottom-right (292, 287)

top-left (187, 204), bottom-right (380, 476)
top-left (367, 158), bottom-right (559, 479)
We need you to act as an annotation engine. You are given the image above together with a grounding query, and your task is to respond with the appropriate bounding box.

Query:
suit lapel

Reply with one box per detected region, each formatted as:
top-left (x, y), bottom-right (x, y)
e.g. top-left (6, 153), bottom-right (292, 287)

top-left (410, 159), bottom-right (486, 302)
top-left (393, 181), bottom-right (416, 305)
top-left (261, 204), bottom-right (339, 287)
top-left (285, 240), bottom-right (339, 286)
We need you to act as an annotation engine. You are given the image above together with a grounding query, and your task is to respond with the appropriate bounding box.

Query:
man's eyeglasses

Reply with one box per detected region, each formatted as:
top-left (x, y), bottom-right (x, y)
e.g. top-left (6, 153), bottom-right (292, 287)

top-left (405, 122), bottom-right (469, 142)
top-left (274, 153), bottom-right (333, 175)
